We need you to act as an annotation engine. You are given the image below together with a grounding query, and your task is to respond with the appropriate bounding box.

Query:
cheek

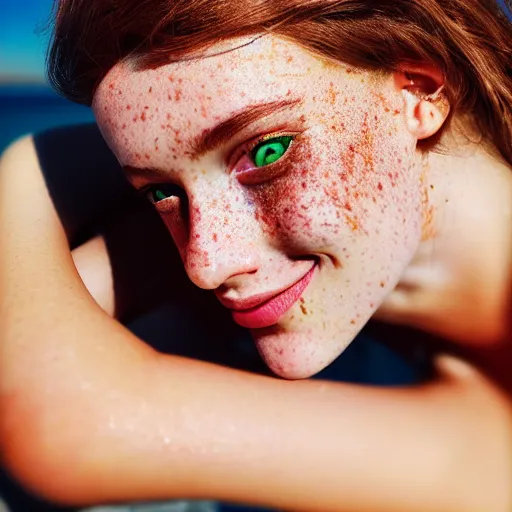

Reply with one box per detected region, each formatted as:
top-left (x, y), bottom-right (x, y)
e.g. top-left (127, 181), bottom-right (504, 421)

top-left (248, 143), bottom-right (332, 250)
top-left (247, 111), bottom-right (421, 255)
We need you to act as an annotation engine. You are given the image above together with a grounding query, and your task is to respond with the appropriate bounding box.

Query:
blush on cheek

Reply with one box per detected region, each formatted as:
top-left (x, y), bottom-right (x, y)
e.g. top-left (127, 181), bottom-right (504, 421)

top-left (248, 141), bottom-right (328, 249)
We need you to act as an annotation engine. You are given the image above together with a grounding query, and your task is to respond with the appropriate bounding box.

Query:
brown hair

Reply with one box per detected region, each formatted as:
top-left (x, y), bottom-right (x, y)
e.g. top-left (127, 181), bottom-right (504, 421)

top-left (48, 0), bottom-right (512, 165)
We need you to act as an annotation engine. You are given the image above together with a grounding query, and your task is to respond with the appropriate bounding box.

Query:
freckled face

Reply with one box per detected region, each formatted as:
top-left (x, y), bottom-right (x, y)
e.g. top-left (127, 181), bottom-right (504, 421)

top-left (94, 36), bottom-right (424, 379)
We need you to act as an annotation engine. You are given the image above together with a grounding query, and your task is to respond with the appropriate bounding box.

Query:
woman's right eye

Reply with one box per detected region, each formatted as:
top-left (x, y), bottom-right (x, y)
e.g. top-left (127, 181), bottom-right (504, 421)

top-left (145, 183), bottom-right (184, 204)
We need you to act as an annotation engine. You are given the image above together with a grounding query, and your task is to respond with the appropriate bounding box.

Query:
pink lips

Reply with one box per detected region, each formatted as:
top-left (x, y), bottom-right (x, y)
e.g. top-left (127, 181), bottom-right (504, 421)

top-left (229, 264), bottom-right (317, 330)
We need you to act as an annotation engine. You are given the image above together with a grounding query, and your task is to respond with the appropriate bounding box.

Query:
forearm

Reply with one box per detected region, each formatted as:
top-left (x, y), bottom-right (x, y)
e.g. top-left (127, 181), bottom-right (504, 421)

top-left (73, 356), bottom-right (512, 512)
top-left (1, 139), bottom-right (510, 512)
top-left (5, 312), bottom-right (510, 512)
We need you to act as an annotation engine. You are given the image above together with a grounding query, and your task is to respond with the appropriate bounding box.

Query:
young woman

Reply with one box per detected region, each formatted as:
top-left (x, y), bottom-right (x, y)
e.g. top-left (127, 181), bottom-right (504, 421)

top-left (1, 1), bottom-right (511, 511)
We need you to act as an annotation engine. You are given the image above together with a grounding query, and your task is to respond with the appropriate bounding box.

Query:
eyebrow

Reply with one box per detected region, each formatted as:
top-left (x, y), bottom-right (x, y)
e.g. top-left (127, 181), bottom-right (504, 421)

top-left (192, 98), bottom-right (302, 157)
top-left (123, 97), bottom-right (302, 182)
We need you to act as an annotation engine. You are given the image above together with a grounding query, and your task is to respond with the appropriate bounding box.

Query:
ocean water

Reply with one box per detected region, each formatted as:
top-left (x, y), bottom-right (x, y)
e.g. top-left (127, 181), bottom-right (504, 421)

top-left (0, 85), bottom-right (95, 154)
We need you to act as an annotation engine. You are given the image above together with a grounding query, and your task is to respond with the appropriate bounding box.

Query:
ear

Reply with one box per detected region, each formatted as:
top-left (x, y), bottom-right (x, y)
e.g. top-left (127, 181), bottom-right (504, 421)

top-left (394, 64), bottom-right (451, 140)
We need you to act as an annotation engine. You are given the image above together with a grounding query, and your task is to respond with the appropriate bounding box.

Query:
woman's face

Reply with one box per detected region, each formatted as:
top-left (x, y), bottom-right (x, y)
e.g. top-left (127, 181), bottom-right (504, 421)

top-left (94, 36), bottom-right (426, 379)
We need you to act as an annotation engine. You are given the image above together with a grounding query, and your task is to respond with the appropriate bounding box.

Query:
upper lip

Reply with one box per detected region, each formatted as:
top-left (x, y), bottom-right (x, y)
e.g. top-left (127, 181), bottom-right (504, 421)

top-left (215, 263), bottom-right (316, 312)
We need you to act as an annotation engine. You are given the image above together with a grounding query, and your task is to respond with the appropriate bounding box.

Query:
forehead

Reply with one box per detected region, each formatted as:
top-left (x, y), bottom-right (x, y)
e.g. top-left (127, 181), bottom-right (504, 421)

top-left (94, 36), bottom-right (345, 118)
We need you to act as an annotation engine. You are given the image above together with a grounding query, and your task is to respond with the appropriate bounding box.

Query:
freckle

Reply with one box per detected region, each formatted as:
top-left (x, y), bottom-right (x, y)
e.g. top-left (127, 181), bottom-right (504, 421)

top-left (141, 111), bottom-right (146, 121)
top-left (149, 87), bottom-right (153, 93)
top-left (394, 109), bottom-right (401, 115)
top-left (380, 281), bottom-right (386, 288)
top-left (350, 319), bottom-right (356, 325)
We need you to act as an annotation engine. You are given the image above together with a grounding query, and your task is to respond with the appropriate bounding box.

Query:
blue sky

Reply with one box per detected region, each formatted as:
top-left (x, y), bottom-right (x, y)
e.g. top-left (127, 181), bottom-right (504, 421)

top-left (0, 0), bottom-right (54, 82)
top-left (1, 0), bottom-right (510, 83)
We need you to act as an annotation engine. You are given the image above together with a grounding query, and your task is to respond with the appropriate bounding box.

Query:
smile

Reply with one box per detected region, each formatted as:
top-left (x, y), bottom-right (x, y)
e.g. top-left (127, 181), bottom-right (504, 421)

top-left (229, 263), bottom-right (317, 330)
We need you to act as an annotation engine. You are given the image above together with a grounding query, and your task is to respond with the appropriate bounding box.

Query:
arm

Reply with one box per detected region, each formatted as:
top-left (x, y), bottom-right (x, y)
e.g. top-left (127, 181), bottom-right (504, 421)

top-left (1, 137), bottom-right (511, 512)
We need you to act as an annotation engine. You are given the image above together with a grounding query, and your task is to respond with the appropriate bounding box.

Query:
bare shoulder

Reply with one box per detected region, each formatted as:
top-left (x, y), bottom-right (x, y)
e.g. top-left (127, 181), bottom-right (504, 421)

top-left (1, 134), bottom-right (37, 164)
top-left (0, 135), bottom-right (42, 193)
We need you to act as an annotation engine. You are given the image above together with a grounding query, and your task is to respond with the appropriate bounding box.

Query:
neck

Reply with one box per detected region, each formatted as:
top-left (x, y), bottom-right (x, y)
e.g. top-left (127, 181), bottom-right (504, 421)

top-left (421, 123), bottom-right (512, 344)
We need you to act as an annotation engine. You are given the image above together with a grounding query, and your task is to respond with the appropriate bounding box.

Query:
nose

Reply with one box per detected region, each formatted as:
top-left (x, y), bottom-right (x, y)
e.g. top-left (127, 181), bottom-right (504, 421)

top-left (182, 197), bottom-right (261, 290)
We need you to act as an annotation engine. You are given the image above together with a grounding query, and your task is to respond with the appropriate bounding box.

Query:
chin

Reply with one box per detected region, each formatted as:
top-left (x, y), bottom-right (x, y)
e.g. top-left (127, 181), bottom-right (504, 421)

top-left (269, 364), bottom-right (323, 380)
top-left (252, 327), bottom-right (350, 380)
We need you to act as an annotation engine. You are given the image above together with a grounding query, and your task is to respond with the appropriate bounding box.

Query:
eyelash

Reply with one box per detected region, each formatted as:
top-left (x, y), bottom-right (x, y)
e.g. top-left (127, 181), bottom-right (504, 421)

top-left (141, 131), bottom-right (298, 206)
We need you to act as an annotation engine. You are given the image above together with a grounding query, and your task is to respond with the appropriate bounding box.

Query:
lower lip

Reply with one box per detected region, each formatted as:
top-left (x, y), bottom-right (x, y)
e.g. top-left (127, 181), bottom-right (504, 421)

top-left (232, 264), bottom-right (317, 330)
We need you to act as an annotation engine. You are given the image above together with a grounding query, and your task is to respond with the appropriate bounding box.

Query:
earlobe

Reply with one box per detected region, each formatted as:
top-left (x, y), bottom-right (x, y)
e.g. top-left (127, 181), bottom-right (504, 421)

top-left (395, 65), bottom-right (451, 141)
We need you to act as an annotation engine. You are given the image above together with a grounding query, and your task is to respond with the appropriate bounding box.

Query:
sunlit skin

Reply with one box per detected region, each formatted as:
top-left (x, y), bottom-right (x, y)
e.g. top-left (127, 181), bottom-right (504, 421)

top-left (94, 36), bottom-right (429, 379)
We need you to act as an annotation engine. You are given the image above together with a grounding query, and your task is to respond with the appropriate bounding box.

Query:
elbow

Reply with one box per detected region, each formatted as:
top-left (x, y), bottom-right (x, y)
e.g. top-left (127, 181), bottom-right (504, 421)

top-left (0, 395), bottom-right (98, 508)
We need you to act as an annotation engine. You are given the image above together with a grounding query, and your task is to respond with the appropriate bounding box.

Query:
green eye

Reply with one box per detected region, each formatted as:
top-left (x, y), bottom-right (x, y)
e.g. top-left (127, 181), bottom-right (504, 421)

top-left (251, 136), bottom-right (294, 168)
top-left (146, 183), bottom-right (184, 204)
